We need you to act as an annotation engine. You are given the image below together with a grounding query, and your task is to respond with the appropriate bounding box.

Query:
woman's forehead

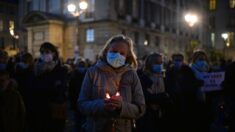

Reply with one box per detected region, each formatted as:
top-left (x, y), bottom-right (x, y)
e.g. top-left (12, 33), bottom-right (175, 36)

top-left (109, 42), bottom-right (128, 50)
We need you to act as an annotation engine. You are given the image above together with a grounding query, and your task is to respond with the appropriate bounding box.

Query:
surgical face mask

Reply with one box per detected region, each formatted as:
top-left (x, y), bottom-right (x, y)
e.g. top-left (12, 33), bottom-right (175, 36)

top-left (195, 60), bottom-right (208, 72)
top-left (41, 53), bottom-right (53, 63)
top-left (152, 64), bottom-right (163, 73)
top-left (106, 52), bottom-right (126, 68)
top-left (0, 63), bottom-right (7, 70)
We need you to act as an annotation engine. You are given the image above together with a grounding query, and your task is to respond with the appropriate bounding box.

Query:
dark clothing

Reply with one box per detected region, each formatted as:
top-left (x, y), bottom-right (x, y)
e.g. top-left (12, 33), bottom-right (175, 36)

top-left (29, 63), bottom-right (68, 132)
top-left (165, 65), bottom-right (207, 132)
top-left (0, 80), bottom-right (25, 132)
top-left (223, 62), bottom-right (235, 132)
top-left (68, 67), bottom-right (86, 131)
top-left (137, 70), bottom-right (172, 132)
top-left (69, 67), bottom-right (86, 111)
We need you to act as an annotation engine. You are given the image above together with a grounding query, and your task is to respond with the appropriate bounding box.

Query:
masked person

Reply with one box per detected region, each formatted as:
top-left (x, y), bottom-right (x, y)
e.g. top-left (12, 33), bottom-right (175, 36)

top-left (137, 53), bottom-right (173, 132)
top-left (190, 50), bottom-right (211, 131)
top-left (78, 35), bottom-right (145, 132)
top-left (30, 42), bottom-right (68, 132)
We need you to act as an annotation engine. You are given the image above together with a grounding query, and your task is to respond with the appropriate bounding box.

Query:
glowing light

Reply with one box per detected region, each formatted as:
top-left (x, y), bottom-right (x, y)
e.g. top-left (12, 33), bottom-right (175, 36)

top-left (221, 33), bottom-right (228, 40)
top-left (106, 93), bottom-right (111, 99)
top-left (184, 13), bottom-right (198, 27)
top-left (144, 40), bottom-right (148, 46)
top-left (79, 1), bottom-right (88, 10)
top-left (68, 3), bottom-right (76, 12)
top-left (115, 92), bottom-right (120, 96)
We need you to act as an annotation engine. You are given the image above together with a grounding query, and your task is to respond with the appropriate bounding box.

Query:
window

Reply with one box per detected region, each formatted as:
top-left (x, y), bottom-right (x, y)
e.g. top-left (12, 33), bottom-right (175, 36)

top-left (27, 0), bottom-right (33, 12)
top-left (32, 0), bottom-right (40, 10)
top-left (155, 36), bottom-right (160, 47)
top-left (134, 32), bottom-right (139, 45)
top-left (228, 32), bottom-right (234, 47)
top-left (211, 32), bottom-right (215, 47)
top-left (0, 20), bottom-right (3, 31)
top-left (230, 0), bottom-right (235, 8)
top-left (84, 0), bottom-right (95, 19)
top-left (86, 29), bottom-right (95, 42)
top-left (48, 0), bottom-right (61, 14)
top-left (126, 0), bottom-right (132, 15)
top-left (209, 0), bottom-right (216, 10)
top-left (39, 0), bottom-right (46, 12)
top-left (9, 20), bottom-right (15, 36)
top-left (209, 16), bottom-right (215, 29)
top-left (132, 0), bottom-right (139, 18)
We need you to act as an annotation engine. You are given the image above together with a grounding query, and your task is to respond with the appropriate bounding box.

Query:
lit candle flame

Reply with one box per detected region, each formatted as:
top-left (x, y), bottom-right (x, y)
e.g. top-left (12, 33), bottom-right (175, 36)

top-left (115, 92), bottom-right (120, 96)
top-left (106, 93), bottom-right (111, 99)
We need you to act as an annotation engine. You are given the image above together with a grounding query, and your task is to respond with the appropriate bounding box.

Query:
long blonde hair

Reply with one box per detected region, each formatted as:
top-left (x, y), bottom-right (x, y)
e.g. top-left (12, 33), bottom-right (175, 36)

top-left (99, 35), bottom-right (137, 69)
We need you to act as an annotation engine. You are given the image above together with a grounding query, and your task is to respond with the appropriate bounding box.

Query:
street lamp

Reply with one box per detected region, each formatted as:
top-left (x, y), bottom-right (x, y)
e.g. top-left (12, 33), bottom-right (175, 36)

top-left (67, 0), bottom-right (88, 16)
top-left (67, 0), bottom-right (88, 60)
top-left (221, 33), bottom-right (229, 47)
top-left (221, 33), bottom-right (229, 58)
top-left (184, 13), bottom-right (198, 27)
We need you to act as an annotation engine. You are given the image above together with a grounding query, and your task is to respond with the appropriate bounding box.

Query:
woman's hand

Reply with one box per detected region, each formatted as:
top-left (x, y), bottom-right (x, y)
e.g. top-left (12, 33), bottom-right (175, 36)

top-left (104, 95), bottom-right (123, 111)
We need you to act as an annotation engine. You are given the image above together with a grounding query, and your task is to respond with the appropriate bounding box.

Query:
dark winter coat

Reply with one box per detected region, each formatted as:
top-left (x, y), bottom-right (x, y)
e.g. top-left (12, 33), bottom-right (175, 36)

top-left (0, 80), bottom-right (25, 132)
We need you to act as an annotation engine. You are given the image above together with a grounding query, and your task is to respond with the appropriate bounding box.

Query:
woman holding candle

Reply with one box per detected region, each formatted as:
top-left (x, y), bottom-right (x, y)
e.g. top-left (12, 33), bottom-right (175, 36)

top-left (78, 35), bottom-right (145, 132)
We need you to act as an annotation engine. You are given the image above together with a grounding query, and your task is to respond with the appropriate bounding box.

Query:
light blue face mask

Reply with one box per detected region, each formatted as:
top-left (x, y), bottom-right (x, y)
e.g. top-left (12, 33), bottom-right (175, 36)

top-left (152, 64), bottom-right (163, 73)
top-left (195, 60), bottom-right (208, 72)
top-left (106, 52), bottom-right (126, 68)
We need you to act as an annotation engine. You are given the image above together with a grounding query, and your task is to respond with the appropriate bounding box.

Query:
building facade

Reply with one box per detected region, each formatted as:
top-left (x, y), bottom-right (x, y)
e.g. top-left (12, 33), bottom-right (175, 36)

top-left (0, 0), bottom-right (19, 56)
top-left (208, 0), bottom-right (235, 59)
top-left (19, 0), bottom-right (207, 61)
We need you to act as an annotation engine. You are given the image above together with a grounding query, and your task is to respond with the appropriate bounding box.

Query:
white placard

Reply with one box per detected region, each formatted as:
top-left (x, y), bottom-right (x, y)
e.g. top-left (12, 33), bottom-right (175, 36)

top-left (201, 72), bottom-right (225, 92)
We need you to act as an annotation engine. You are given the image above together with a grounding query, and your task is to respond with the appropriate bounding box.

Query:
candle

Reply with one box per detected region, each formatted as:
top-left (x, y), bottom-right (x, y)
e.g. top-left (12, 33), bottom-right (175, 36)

top-left (106, 93), bottom-right (111, 99)
top-left (115, 92), bottom-right (120, 96)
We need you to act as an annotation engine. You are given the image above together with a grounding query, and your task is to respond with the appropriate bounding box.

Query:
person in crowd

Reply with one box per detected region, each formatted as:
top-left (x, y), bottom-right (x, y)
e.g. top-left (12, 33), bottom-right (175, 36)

top-left (165, 53), bottom-right (185, 131)
top-left (30, 42), bottom-right (68, 132)
top-left (78, 35), bottom-right (145, 132)
top-left (190, 50), bottom-right (210, 81)
top-left (222, 61), bottom-right (235, 132)
top-left (162, 52), bottom-right (206, 132)
top-left (12, 52), bottom-right (35, 131)
top-left (68, 60), bottom-right (88, 132)
top-left (137, 53), bottom-right (172, 132)
top-left (0, 70), bottom-right (25, 132)
top-left (190, 50), bottom-right (211, 131)
top-left (166, 53), bottom-right (185, 98)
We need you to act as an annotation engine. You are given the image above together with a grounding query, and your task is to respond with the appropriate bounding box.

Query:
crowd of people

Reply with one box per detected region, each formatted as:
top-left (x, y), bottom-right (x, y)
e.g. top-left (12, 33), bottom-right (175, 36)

top-left (0, 35), bottom-right (235, 132)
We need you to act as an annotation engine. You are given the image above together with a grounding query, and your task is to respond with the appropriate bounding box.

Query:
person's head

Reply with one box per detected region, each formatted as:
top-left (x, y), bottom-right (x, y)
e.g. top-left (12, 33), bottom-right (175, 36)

top-left (172, 53), bottom-right (184, 69)
top-left (191, 50), bottom-right (209, 72)
top-left (144, 53), bottom-right (163, 74)
top-left (16, 53), bottom-right (34, 70)
top-left (99, 35), bottom-right (137, 69)
top-left (39, 42), bottom-right (59, 63)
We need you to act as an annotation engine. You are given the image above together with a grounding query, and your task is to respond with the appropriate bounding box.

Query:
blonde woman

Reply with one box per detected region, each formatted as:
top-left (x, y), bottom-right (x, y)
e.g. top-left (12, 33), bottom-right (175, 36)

top-left (78, 35), bottom-right (145, 132)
